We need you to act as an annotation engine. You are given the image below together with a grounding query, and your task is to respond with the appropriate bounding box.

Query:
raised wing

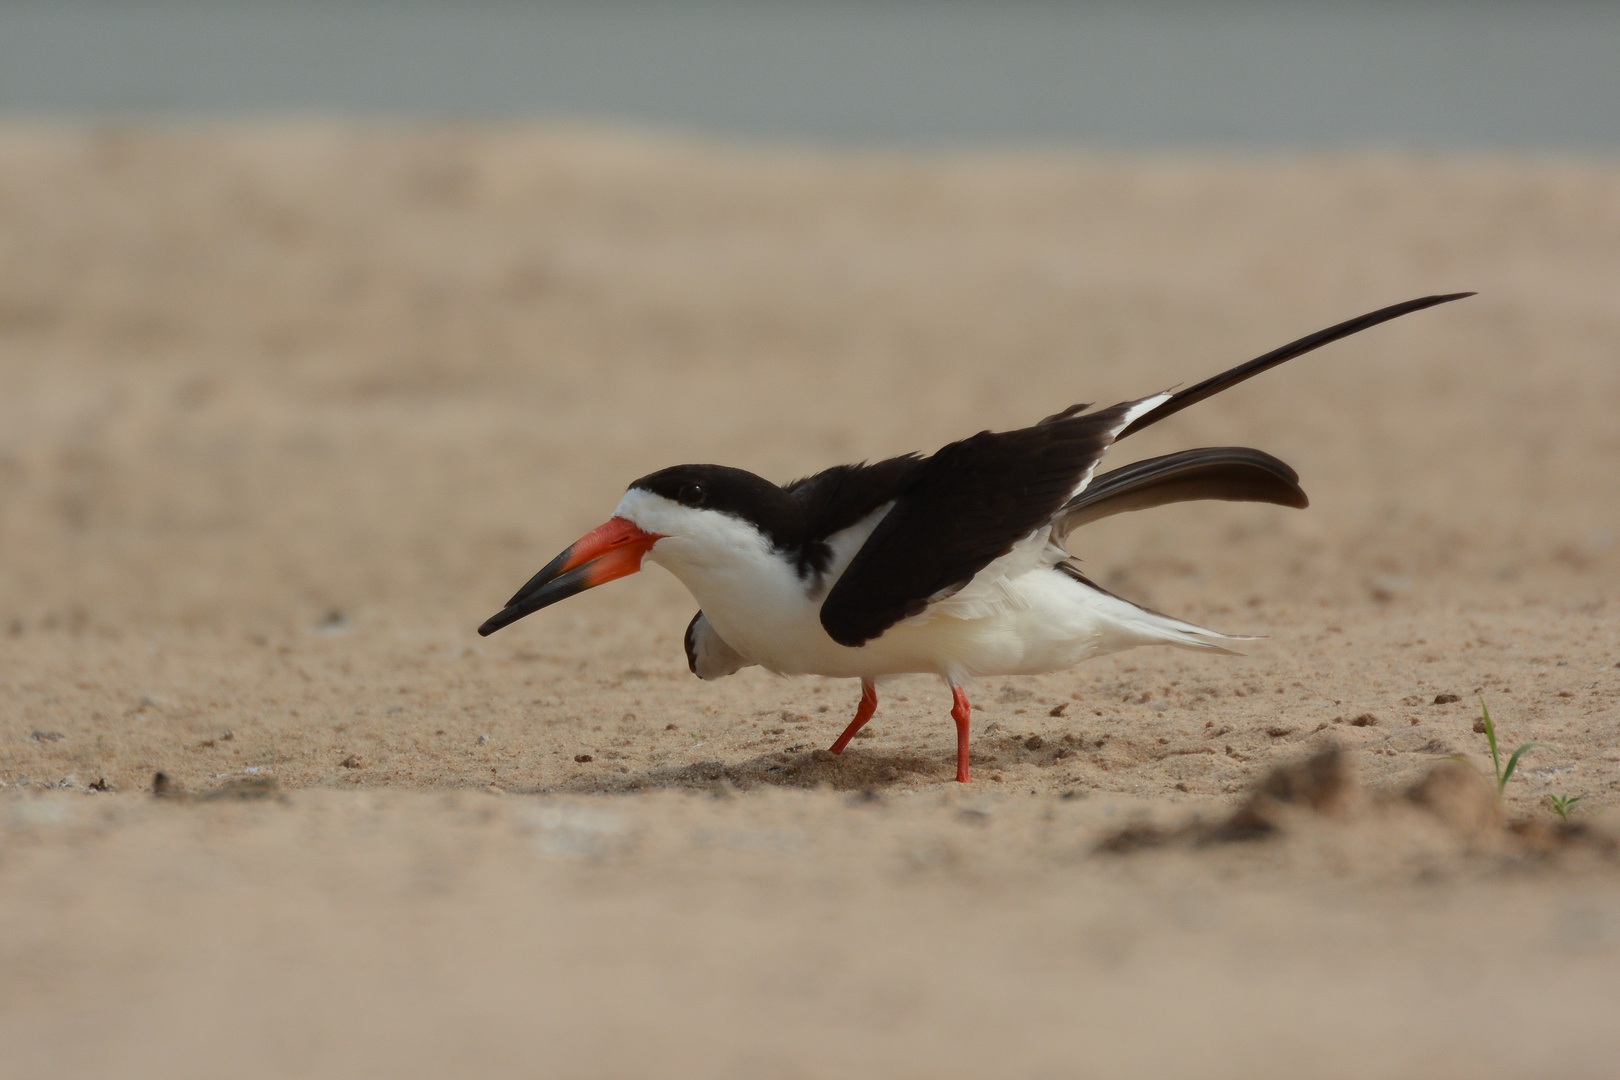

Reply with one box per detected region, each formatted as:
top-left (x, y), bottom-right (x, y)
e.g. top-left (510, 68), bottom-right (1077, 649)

top-left (818, 397), bottom-right (1160, 647)
top-left (1117, 293), bottom-right (1474, 440)
top-left (1052, 446), bottom-right (1307, 542)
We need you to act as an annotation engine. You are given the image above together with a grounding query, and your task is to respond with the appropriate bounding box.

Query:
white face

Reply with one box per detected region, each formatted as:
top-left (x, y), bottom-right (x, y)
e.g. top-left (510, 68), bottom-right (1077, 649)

top-left (612, 487), bottom-right (777, 579)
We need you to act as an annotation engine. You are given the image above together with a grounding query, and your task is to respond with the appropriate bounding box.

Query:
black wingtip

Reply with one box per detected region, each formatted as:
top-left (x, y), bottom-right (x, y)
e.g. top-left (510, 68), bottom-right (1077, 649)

top-left (1119, 292), bottom-right (1476, 440)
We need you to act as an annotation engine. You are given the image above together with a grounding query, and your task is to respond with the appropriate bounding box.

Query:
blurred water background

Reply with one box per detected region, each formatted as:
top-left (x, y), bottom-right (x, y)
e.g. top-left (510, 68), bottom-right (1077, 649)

top-left (2, 0), bottom-right (1617, 150)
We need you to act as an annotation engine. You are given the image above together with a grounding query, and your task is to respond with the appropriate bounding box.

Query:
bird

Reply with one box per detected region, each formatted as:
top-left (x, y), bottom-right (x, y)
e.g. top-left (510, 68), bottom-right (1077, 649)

top-left (479, 293), bottom-right (1471, 782)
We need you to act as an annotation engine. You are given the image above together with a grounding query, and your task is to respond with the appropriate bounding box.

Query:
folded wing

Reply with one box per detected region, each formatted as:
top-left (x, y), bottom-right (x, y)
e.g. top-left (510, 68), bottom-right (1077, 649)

top-left (684, 611), bottom-right (754, 680)
top-left (819, 397), bottom-right (1162, 647)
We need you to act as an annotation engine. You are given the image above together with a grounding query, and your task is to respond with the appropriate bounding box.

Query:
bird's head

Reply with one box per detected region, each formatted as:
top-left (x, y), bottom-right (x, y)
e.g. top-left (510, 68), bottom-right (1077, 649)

top-left (477, 464), bottom-right (793, 636)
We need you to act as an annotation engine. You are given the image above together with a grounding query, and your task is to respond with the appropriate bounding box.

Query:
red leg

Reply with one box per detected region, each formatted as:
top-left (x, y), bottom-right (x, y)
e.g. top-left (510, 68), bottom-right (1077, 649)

top-left (828, 680), bottom-right (878, 755)
top-left (951, 684), bottom-right (972, 783)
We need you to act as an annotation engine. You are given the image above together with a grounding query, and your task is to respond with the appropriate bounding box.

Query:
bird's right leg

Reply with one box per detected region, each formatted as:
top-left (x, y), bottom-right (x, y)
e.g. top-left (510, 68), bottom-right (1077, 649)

top-left (828, 679), bottom-right (878, 755)
top-left (949, 682), bottom-right (973, 783)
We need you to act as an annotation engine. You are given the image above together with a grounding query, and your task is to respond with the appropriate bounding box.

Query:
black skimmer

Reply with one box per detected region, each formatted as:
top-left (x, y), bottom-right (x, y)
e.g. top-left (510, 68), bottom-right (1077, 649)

top-left (480, 293), bottom-right (1471, 782)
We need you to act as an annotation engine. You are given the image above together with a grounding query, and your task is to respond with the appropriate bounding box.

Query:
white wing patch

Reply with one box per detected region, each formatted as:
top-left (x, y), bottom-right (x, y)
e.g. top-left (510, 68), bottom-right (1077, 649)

top-left (808, 501), bottom-right (895, 600)
top-left (1060, 392), bottom-right (1173, 505)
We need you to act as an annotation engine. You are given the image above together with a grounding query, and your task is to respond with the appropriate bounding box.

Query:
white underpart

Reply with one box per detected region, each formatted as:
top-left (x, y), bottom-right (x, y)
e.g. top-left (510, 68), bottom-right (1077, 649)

top-left (614, 409), bottom-right (1241, 684)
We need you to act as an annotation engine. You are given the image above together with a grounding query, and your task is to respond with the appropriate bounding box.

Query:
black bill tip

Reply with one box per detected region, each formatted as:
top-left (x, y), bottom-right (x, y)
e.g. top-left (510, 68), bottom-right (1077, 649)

top-left (477, 561), bottom-right (597, 636)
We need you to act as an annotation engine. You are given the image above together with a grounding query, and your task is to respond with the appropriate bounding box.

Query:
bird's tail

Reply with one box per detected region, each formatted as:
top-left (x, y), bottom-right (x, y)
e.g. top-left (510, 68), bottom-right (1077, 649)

top-left (1056, 562), bottom-right (1253, 655)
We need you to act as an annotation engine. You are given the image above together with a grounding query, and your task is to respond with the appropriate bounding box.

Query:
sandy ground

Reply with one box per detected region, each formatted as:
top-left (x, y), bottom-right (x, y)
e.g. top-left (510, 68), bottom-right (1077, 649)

top-left (2, 127), bottom-right (1619, 1077)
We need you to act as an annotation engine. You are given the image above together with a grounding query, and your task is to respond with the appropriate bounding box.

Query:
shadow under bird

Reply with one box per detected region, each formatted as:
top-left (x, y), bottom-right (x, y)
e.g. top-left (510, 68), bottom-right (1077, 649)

top-left (480, 293), bottom-right (1471, 782)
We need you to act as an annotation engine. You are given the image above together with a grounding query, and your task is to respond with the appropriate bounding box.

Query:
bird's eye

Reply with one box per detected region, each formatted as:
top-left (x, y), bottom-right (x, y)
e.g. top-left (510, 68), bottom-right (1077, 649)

top-left (678, 482), bottom-right (707, 507)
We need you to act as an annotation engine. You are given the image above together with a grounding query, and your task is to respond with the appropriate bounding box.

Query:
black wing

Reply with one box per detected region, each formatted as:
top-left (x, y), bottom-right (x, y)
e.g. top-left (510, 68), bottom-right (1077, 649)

top-left (1052, 446), bottom-right (1307, 539)
top-left (1117, 293), bottom-right (1474, 439)
top-left (819, 399), bottom-right (1146, 647)
top-left (814, 293), bottom-right (1474, 647)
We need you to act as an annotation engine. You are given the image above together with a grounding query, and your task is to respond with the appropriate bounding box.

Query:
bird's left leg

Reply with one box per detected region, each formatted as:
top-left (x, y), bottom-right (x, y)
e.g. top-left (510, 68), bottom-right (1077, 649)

top-left (827, 679), bottom-right (878, 755)
top-left (949, 682), bottom-right (973, 783)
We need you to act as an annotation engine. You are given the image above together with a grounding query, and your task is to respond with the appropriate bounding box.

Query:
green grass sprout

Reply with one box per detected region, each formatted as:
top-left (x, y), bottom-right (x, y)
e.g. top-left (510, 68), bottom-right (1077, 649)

top-left (1477, 696), bottom-right (1540, 797)
top-left (1547, 794), bottom-right (1583, 821)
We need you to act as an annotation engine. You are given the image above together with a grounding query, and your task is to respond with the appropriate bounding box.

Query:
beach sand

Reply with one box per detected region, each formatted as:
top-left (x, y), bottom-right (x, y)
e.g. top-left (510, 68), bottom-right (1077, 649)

top-left (2, 127), bottom-right (1618, 1077)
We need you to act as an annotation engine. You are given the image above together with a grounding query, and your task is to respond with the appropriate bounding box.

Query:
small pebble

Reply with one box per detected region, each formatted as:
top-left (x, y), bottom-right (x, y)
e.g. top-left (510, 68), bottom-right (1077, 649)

top-left (1433, 693), bottom-right (1461, 705)
top-left (574, 753), bottom-right (594, 763)
top-left (1024, 735), bottom-right (1045, 750)
top-left (340, 755), bottom-right (363, 769)
top-left (476, 733), bottom-right (489, 745)
top-left (1350, 714), bottom-right (1378, 727)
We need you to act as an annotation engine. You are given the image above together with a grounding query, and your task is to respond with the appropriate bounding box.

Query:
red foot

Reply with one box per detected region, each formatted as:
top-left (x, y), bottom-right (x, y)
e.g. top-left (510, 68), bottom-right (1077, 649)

top-left (828, 680), bottom-right (878, 755)
top-left (951, 685), bottom-right (972, 783)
